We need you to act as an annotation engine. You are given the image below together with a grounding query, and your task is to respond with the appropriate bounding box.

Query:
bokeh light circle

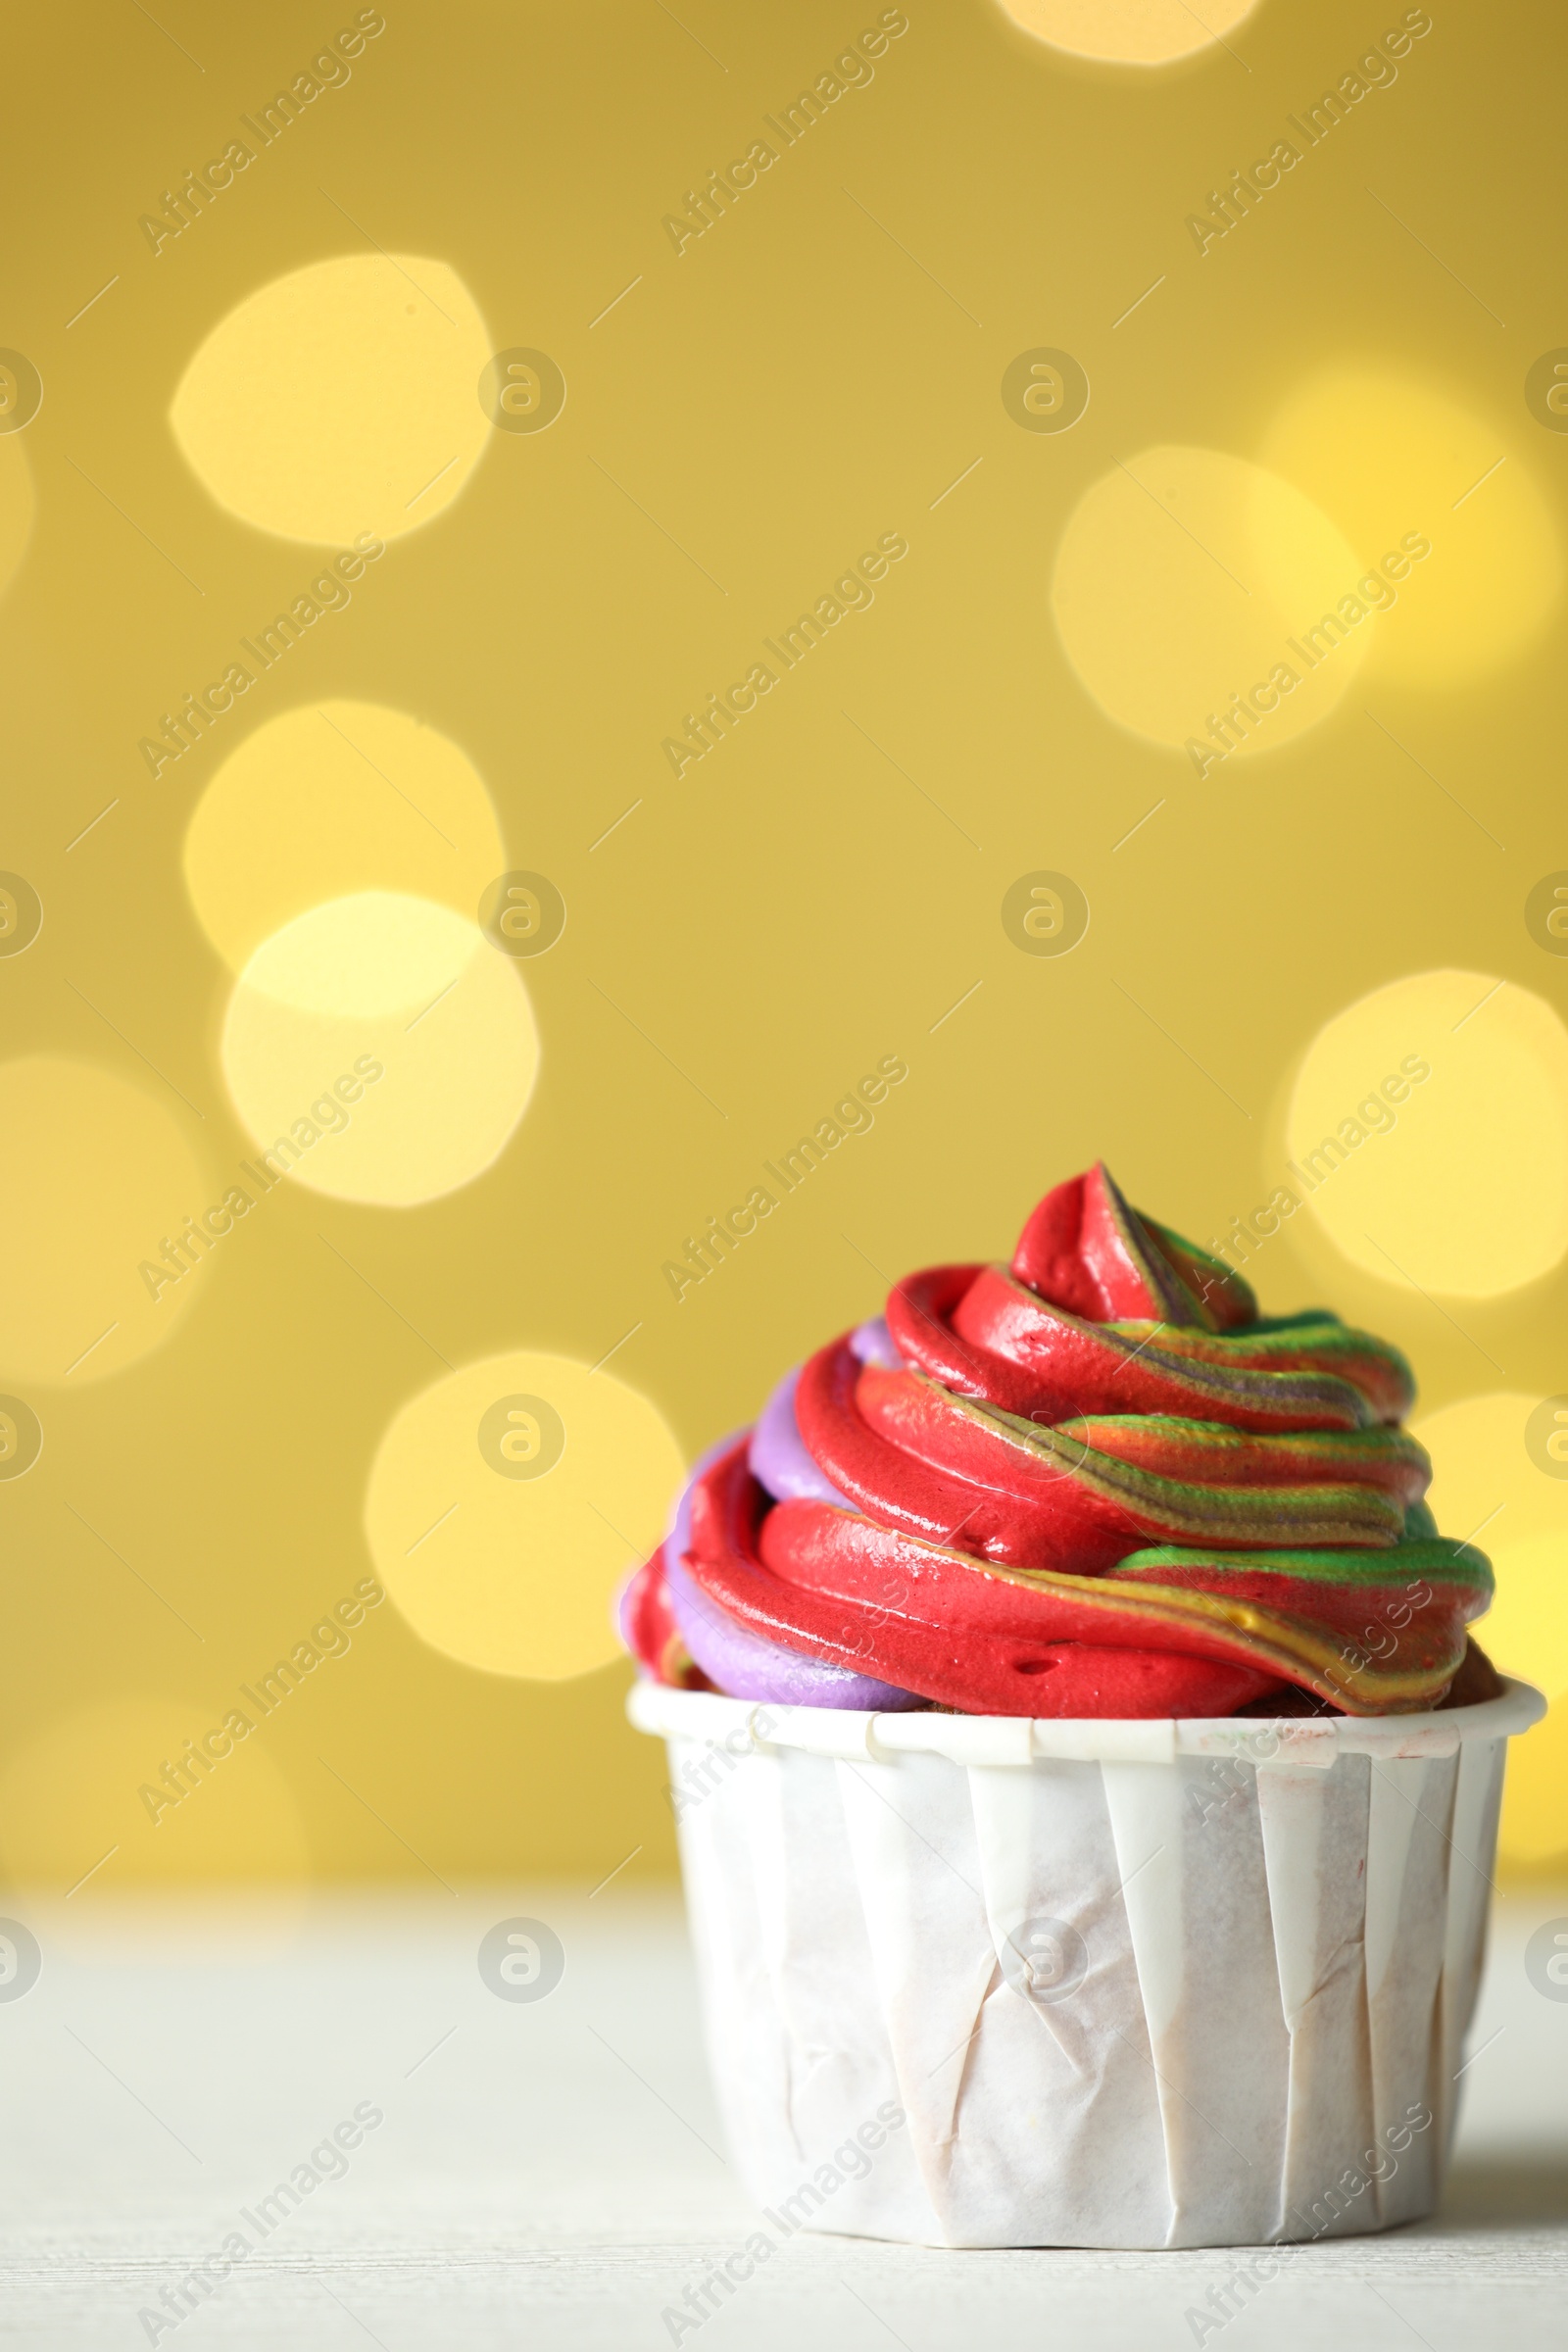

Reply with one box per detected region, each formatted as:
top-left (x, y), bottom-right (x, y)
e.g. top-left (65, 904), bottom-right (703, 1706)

top-left (1287, 970), bottom-right (1568, 1298)
top-left (220, 892), bottom-right (538, 1207)
top-left (1261, 368), bottom-right (1560, 686)
top-left (170, 254), bottom-right (493, 544)
top-left (0, 1059), bottom-right (208, 1386)
top-left (184, 702), bottom-right (506, 975)
top-left (1051, 447), bottom-right (1368, 760)
top-left (995, 0), bottom-right (1260, 65)
top-left (364, 1351), bottom-right (685, 1681)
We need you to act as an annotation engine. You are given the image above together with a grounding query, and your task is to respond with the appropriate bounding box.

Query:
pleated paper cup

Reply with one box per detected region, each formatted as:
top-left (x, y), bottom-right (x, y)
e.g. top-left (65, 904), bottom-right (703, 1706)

top-left (628, 1678), bottom-right (1544, 2250)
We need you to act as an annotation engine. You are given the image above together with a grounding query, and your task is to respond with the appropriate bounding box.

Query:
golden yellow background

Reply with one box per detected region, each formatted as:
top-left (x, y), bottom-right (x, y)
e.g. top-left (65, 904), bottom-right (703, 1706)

top-left (2, 0), bottom-right (1565, 1892)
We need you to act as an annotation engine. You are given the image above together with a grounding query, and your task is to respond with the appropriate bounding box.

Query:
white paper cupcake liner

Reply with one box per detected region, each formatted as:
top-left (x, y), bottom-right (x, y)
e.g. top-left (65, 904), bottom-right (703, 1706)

top-left (628, 1678), bottom-right (1544, 2249)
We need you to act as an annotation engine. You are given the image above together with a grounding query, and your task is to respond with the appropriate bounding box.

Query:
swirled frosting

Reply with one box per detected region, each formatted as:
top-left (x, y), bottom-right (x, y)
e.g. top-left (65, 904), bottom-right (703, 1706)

top-left (620, 1164), bottom-right (1494, 1716)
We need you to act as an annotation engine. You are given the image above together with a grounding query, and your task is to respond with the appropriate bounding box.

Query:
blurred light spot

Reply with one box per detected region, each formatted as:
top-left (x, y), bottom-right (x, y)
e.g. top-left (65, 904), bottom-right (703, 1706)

top-left (0, 1059), bottom-right (208, 1387)
top-left (364, 1352), bottom-right (684, 1681)
top-left (1287, 970), bottom-right (1568, 1298)
top-left (996, 0), bottom-right (1260, 64)
top-left (0, 437), bottom-right (35, 602)
top-left (0, 1695), bottom-right (309, 1892)
top-left (1261, 368), bottom-right (1560, 686)
top-left (1413, 1392), bottom-right (1568, 1707)
top-left (170, 254), bottom-right (492, 544)
top-left (1051, 446), bottom-right (1367, 762)
top-left (184, 702), bottom-right (505, 975)
top-left (220, 892), bottom-right (537, 1207)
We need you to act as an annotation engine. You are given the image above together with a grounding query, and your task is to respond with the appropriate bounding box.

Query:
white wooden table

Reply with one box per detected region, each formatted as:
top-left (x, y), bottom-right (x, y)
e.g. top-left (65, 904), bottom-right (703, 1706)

top-left (2, 1884), bottom-right (1563, 2349)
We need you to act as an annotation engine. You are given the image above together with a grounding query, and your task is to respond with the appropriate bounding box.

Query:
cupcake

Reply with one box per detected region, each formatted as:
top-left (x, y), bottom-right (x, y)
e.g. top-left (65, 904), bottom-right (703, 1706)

top-left (623, 1164), bottom-right (1543, 2249)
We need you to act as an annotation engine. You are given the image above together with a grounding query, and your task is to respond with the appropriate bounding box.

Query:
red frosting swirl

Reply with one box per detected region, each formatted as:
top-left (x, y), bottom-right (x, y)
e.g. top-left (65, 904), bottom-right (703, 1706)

top-left (632, 1164), bottom-right (1494, 1716)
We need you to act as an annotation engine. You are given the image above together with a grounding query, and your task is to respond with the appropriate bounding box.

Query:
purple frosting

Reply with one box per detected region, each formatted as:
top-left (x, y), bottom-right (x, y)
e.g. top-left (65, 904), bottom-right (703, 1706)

top-left (653, 1395), bottom-right (923, 1713)
top-left (851, 1315), bottom-right (901, 1367)
top-left (664, 1544), bottom-right (920, 1710)
top-left (748, 1366), bottom-right (857, 1510)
